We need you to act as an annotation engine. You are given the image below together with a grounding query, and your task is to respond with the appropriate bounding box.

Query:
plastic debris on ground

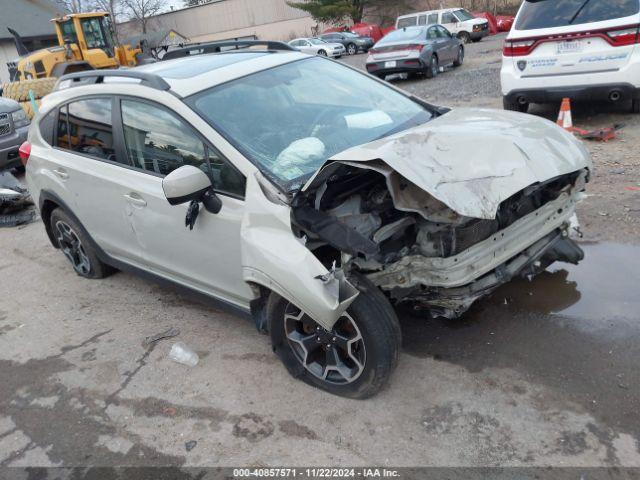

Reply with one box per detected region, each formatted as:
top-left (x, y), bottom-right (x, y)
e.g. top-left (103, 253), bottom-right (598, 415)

top-left (0, 171), bottom-right (36, 227)
top-left (185, 441), bottom-right (197, 452)
top-left (572, 124), bottom-right (625, 142)
top-left (169, 342), bottom-right (199, 367)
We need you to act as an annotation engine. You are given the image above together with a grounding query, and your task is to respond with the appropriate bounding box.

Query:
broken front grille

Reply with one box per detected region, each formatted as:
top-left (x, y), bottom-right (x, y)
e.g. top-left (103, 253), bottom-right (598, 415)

top-left (0, 114), bottom-right (10, 136)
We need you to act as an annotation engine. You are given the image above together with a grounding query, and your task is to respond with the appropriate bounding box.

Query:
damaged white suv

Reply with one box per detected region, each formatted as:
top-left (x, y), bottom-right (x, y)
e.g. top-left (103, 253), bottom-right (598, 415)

top-left (24, 41), bottom-right (592, 398)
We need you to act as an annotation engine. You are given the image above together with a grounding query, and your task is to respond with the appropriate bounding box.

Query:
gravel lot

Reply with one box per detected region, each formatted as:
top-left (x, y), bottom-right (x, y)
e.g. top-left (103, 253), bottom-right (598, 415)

top-left (0, 33), bottom-right (639, 472)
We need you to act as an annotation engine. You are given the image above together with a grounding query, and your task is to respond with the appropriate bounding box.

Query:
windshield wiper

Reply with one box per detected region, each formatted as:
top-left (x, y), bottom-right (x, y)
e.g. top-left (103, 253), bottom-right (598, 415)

top-left (569, 0), bottom-right (591, 24)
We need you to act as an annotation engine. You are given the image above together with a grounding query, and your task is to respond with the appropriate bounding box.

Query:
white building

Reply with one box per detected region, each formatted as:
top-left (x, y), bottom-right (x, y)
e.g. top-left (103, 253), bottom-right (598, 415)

top-left (118, 0), bottom-right (323, 44)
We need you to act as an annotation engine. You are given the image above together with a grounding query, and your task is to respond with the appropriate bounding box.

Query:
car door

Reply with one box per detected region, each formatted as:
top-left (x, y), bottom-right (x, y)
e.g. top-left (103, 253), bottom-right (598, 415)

top-left (300, 40), bottom-right (317, 55)
top-left (116, 97), bottom-right (254, 306)
top-left (437, 25), bottom-right (457, 62)
top-left (51, 97), bottom-right (143, 264)
top-left (440, 11), bottom-right (458, 35)
top-left (427, 26), bottom-right (448, 61)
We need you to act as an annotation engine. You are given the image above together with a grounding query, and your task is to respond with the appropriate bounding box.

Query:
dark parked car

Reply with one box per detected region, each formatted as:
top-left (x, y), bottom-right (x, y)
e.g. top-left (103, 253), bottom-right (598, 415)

top-left (0, 98), bottom-right (30, 171)
top-left (366, 25), bottom-right (464, 79)
top-left (320, 32), bottom-right (374, 55)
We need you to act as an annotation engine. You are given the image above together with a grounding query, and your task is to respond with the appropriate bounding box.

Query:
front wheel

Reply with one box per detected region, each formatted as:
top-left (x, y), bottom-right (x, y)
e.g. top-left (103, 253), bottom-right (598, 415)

top-left (457, 31), bottom-right (471, 44)
top-left (317, 49), bottom-right (327, 56)
top-left (267, 275), bottom-right (401, 399)
top-left (347, 43), bottom-right (357, 55)
top-left (453, 46), bottom-right (464, 67)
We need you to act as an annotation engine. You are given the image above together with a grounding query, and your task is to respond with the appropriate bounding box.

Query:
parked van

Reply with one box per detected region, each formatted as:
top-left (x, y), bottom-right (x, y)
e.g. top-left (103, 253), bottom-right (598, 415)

top-left (396, 8), bottom-right (490, 44)
top-left (501, 0), bottom-right (640, 113)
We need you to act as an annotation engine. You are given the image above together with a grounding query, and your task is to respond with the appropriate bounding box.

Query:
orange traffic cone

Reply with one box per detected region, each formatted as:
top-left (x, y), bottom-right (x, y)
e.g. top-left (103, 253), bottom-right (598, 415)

top-left (557, 98), bottom-right (574, 131)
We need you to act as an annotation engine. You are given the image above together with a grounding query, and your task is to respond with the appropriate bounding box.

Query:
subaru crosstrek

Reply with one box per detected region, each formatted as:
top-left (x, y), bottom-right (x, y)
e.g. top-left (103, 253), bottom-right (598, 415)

top-left (24, 41), bottom-right (591, 398)
top-left (502, 0), bottom-right (640, 113)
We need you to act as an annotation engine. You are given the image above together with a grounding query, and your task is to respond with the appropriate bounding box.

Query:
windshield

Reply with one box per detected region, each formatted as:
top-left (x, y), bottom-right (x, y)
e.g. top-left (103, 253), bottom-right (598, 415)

top-left (309, 38), bottom-right (326, 45)
top-left (189, 57), bottom-right (432, 191)
top-left (515, 0), bottom-right (640, 30)
top-left (454, 9), bottom-right (475, 21)
top-left (380, 27), bottom-right (426, 43)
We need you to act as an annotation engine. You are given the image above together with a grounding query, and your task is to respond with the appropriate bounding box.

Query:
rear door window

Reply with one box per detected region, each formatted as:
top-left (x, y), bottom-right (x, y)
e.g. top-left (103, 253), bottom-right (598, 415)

top-left (418, 15), bottom-right (427, 25)
top-left (57, 98), bottom-right (116, 161)
top-left (398, 16), bottom-right (418, 28)
top-left (427, 13), bottom-right (439, 24)
top-left (516, 0), bottom-right (640, 30)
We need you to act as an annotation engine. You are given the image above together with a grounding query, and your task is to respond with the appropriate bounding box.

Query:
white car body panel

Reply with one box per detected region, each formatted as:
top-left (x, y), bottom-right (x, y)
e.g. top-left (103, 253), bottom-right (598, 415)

top-left (288, 38), bottom-right (346, 58)
top-left (305, 108), bottom-right (591, 220)
top-left (396, 8), bottom-right (487, 36)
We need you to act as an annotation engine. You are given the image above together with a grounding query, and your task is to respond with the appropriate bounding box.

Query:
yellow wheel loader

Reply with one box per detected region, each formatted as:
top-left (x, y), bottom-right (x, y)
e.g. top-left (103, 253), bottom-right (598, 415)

top-left (1, 12), bottom-right (144, 117)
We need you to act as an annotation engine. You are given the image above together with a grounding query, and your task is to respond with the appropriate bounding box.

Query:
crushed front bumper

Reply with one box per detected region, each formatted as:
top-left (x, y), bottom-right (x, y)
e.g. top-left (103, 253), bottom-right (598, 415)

top-left (368, 188), bottom-right (585, 318)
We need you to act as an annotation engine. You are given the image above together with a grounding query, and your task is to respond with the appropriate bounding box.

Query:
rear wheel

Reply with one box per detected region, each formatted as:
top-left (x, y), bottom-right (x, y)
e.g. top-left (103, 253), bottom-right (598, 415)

top-left (50, 208), bottom-right (113, 279)
top-left (347, 43), bottom-right (357, 55)
top-left (453, 46), bottom-right (464, 67)
top-left (426, 55), bottom-right (439, 79)
top-left (503, 96), bottom-right (529, 113)
top-left (268, 275), bottom-right (401, 399)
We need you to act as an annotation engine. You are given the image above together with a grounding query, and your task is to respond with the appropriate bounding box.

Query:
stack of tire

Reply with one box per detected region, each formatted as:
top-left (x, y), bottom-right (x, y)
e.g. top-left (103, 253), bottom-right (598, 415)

top-left (0, 78), bottom-right (57, 119)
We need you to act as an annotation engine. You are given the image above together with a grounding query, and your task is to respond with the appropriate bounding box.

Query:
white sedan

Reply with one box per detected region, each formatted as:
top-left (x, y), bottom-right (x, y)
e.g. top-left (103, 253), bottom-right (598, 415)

top-left (288, 37), bottom-right (346, 58)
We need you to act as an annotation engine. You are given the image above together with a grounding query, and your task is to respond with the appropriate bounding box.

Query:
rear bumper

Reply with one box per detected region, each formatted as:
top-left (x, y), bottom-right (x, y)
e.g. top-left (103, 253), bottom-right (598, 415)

top-left (366, 59), bottom-right (425, 76)
top-left (504, 82), bottom-right (640, 104)
top-left (0, 125), bottom-right (29, 170)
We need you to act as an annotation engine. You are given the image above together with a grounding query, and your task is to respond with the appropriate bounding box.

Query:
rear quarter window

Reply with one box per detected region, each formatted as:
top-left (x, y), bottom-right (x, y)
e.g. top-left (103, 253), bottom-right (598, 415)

top-left (397, 17), bottom-right (418, 28)
top-left (39, 108), bottom-right (56, 146)
top-left (516, 0), bottom-right (640, 30)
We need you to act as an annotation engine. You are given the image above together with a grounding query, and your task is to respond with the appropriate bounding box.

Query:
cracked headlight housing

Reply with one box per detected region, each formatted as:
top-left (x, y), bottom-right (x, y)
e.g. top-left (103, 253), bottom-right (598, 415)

top-left (11, 108), bottom-right (30, 128)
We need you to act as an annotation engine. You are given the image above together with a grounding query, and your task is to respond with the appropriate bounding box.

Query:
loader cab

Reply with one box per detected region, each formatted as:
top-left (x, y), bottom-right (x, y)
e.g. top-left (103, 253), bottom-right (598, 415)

top-left (53, 13), bottom-right (119, 69)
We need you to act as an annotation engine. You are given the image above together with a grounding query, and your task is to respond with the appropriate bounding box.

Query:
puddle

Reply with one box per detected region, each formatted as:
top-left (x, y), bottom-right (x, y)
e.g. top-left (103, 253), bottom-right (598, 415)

top-left (399, 242), bottom-right (640, 439)
top-left (487, 242), bottom-right (640, 335)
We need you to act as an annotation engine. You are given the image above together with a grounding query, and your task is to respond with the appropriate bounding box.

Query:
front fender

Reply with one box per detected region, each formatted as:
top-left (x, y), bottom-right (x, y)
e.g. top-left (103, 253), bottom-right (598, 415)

top-left (240, 173), bottom-right (359, 331)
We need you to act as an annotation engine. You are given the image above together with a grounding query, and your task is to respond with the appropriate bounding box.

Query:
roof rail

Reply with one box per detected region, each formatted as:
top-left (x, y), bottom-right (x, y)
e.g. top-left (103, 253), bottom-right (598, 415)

top-left (162, 40), bottom-right (296, 61)
top-left (55, 69), bottom-right (171, 92)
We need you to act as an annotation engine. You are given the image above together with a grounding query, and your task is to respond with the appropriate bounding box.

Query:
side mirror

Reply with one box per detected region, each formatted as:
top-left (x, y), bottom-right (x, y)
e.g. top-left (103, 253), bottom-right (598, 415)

top-left (162, 165), bottom-right (212, 206)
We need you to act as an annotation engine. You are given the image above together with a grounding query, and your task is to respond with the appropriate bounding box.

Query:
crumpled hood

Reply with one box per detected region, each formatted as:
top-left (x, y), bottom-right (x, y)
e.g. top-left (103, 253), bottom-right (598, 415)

top-left (312, 108), bottom-right (592, 220)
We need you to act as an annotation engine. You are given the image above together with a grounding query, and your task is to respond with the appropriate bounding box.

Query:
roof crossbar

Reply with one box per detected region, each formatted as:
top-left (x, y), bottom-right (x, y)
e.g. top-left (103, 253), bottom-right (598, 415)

top-left (162, 40), bottom-right (296, 61)
top-left (55, 69), bottom-right (171, 91)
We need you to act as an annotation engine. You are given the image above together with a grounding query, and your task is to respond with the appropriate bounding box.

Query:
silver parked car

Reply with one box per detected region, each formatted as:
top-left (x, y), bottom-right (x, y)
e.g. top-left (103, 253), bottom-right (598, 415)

top-left (288, 38), bottom-right (346, 58)
top-left (367, 25), bottom-right (464, 79)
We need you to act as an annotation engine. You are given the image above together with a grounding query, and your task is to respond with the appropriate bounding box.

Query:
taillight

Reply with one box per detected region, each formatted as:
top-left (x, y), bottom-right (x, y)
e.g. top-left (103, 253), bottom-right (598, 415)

top-left (369, 49), bottom-right (378, 54)
top-left (503, 39), bottom-right (535, 56)
top-left (18, 141), bottom-right (31, 166)
top-left (407, 44), bottom-right (423, 51)
top-left (606, 27), bottom-right (639, 46)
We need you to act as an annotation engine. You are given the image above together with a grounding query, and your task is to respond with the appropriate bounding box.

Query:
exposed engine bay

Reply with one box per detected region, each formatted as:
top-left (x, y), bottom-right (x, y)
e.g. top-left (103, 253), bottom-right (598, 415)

top-left (291, 164), bottom-right (588, 319)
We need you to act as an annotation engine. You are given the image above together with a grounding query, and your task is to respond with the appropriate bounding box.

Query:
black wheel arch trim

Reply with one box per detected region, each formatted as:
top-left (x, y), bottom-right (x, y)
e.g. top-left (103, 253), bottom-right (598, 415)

top-left (38, 189), bottom-right (252, 321)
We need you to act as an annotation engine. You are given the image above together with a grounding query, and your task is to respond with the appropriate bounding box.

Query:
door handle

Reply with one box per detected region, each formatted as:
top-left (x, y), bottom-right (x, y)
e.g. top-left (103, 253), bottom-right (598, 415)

top-left (53, 168), bottom-right (69, 180)
top-left (124, 193), bottom-right (147, 207)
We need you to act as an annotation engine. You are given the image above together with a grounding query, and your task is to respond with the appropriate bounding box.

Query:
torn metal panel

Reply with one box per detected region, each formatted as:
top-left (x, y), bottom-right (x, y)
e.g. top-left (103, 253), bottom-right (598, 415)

top-left (241, 172), bottom-right (359, 331)
top-left (304, 108), bottom-right (592, 220)
top-left (365, 189), bottom-right (579, 290)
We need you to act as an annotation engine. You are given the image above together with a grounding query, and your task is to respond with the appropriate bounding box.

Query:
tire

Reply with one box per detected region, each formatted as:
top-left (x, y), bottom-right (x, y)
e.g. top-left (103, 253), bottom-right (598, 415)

top-left (0, 78), bottom-right (56, 102)
top-left (457, 31), bottom-right (471, 44)
top-left (50, 208), bottom-right (113, 279)
top-left (632, 99), bottom-right (640, 113)
top-left (426, 55), bottom-right (439, 79)
top-left (267, 274), bottom-right (401, 399)
top-left (453, 46), bottom-right (464, 67)
top-left (503, 96), bottom-right (529, 113)
top-left (318, 49), bottom-right (328, 56)
top-left (347, 43), bottom-right (357, 55)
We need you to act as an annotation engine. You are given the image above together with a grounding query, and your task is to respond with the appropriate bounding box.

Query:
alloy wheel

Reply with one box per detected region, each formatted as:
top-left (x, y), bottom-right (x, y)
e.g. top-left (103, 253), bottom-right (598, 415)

top-left (284, 304), bottom-right (366, 385)
top-left (347, 44), bottom-right (357, 55)
top-left (55, 220), bottom-right (91, 275)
